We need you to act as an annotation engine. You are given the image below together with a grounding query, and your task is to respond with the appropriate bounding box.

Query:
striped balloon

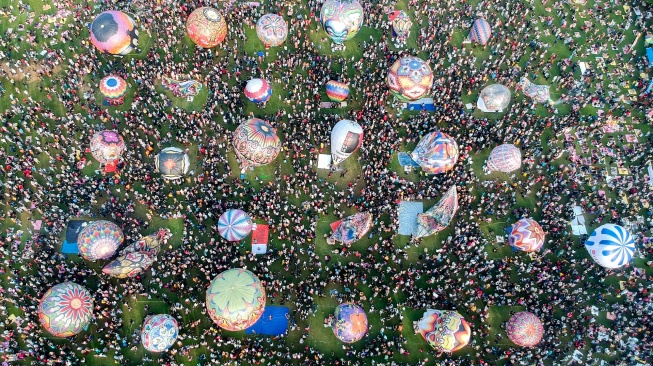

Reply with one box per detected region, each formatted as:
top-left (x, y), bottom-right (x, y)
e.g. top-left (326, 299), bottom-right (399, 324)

top-left (469, 18), bottom-right (492, 45)
top-left (585, 224), bottom-right (635, 269)
top-left (218, 209), bottom-right (253, 241)
top-left (326, 80), bottom-right (350, 102)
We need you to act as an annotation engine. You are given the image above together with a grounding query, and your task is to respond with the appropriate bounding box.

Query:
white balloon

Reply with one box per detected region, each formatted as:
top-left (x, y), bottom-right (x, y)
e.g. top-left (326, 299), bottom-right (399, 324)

top-left (330, 120), bottom-right (363, 165)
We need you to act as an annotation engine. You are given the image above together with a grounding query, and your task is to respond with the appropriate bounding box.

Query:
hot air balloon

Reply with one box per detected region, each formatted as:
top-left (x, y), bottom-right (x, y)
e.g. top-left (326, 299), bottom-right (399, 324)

top-left (77, 220), bottom-right (124, 261)
top-left (331, 119), bottom-right (363, 165)
top-left (486, 144), bottom-right (521, 173)
top-left (155, 147), bottom-right (191, 180)
top-left (90, 10), bottom-right (139, 56)
top-left (477, 84), bottom-right (510, 112)
top-left (244, 78), bottom-right (273, 104)
top-left (90, 130), bottom-right (125, 165)
top-left (38, 282), bottom-right (93, 337)
top-left (218, 209), bottom-right (253, 241)
top-left (469, 18), bottom-right (492, 45)
top-left (414, 186), bottom-right (458, 238)
top-left (509, 218), bottom-right (545, 252)
top-left (326, 80), bottom-right (350, 102)
top-left (206, 268), bottom-right (266, 331)
top-left (256, 14), bottom-right (288, 47)
top-left (391, 10), bottom-right (411, 41)
top-left (519, 77), bottom-right (551, 104)
top-left (102, 251), bottom-right (156, 278)
top-left (410, 131), bottom-right (459, 174)
top-left (507, 312), bottom-right (544, 347)
top-left (120, 228), bottom-right (171, 255)
top-left (142, 314), bottom-right (179, 353)
top-left (320, 0), bottom-right (364, 45)
top-left (332, 303), bottom-right (368, 343)
top-left (328, 212), bottom-right (373, 246)
top-left (186, 7), bottom-right (227, 48)
top-left (417, 309), bottom-right (471, 353)
top-left (387, 56), bottom-right (433, 101)
top-left (99, 75), bottom-right (128, 105)
top-left (585, 224), bottom-right (635, 269)
top-left (232, 118), bottom-right (281, 169)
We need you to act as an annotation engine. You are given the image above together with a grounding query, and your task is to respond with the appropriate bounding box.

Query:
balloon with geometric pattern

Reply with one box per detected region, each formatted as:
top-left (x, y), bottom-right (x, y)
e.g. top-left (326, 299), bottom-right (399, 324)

top-left (77, 220), bottom-right (124, 261)
top-left (326, 80), bottom-right (350, 102)
top-left (99, 75), bottom-right (128, 105)
top-left (102, 251), bottom-right (156, 278)
top-left (410, 131), bottom-right (459, 174)
top-left (387, 56), bottom-right (433, 101)
top-left (141, 314), bottom-right (178, 353)
top-left (509, 218), bottom-right (545, 252)
top-left (506, 311), bottom-right (544, 347)
top-left (206, 268), bottom-right (266, 331)
top-left (256, 14), bottom-right (288, 47)
top-left (486, 144), bottom-right (521, 173)
top-left (90, 130), bottom-right (126, 165)
top-left (186, 7), bottom-right (227, 48)
top-left (244, 78), bottom-right (273, 104)
top-left (232, 118), bottom-right (281, 169)
top-left (38, 282), bottom-right (93, 337)
top-left (584, 224), bottom-right (635, 269)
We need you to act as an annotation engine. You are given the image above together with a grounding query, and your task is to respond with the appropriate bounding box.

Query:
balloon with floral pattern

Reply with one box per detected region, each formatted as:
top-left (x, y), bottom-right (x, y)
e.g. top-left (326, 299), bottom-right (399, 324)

top-left (77, 220), bottom-right (124, 261)
top-left (39, 282), bottom-right (93, 337)
top-left (332, 303), bottom-right (368, 343)
top-left (206, 268), bottom-right (266, 331)
top-left (142, 314), bottom-right (178, 352)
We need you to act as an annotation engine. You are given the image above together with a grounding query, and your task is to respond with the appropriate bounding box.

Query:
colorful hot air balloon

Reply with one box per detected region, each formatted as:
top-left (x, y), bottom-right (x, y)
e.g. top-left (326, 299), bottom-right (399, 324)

top-left (320, 0), bottom-right (364, 45)
top-left (244, 78), bottom-right (273, 104)
top-left (38, 282), bottom-right (93, 337)
top-left (414, 186), bottom-right (458, 238)
top-left (328, 212), bottom-right (373, 246)
top-left (507, 312), bottom-right (544, 347)
top-left (417, 310), bottom-right (471, 353)
top-left (585, 224), bottom-right (635, 269)
top-left (90, 10), bottom-right (139, 56)
top-left (332, 303), bottom-right (368, 343)
top-left (218, 209), bottom-right (253, 241)
top-left (326, 80), bottom-right (350, 102)
top-left (142, 314), bottom-right (179, 353)
top-left (477, 84), bottom-right (511, 112)
top-left (120, 228), bottom-right (171, 255)
top-left (256, 14), bottom-right (288, 47)
top-left (99, 75), bottom-right (128, 105)
top-left (330, 119), bottom-right (363, 165)
top-left (509, 218), bottom-right (545, 252)
top-left (155, 147), bottom-right (191, 180)
top-left (90, 131), bottom-right (126, 165)
top-left (391, 10), bottom-right (412, 40)
top-left (206, 268), bottom-right (266, 331)
top-left (469, 18), bottom-right (492, 45)
top-left (186, 7), bottom-right (227, 48)
top-left (232, 118), bottom-right (281, 169)
top-left (486, 144), bottom-right (521, 173)
top-left (77, 220), bottom-right (124, 261)
top-left (102, 251), bottom-right (156, 278)
top-left (410, 131), bottom-right (459, 174)
top-left (387, 56), bottom-right (433, 101)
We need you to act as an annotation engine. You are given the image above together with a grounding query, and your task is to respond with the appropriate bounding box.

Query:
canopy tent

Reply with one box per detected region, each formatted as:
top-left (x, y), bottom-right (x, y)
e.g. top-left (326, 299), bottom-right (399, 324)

top-left (251, 224), bottom-right (269, 254)
top-left (397, 201), bottom-right (423, 236)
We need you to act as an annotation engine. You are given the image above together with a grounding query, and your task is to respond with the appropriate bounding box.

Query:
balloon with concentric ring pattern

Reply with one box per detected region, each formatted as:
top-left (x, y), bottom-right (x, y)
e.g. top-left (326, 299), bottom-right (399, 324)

top-left (507, 311), bottom-right (544, 347)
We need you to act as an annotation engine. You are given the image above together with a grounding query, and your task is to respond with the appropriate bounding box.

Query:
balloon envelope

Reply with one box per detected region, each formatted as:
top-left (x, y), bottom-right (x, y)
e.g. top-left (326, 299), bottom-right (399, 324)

top-left (326, 80), bottom-right (350, 102)
top-left (585, 224), bottom-right (635, 269)
top-left (333, 303), bottom-right (368, 343)
top-left (206, 268), bottom-right (266, 331)
top-left (233, 118), bottom-right (281, 168)
top-left (331, 119), bottom-right (363, 164)
top-left (90, 130), bottom-right (125, 164)
top-left (142, 314), bottom-right (178, 352)
top-left (417, 309), bottom-right (471, 353)
top-left (414, 186), bottom-right (458, 238)
top-left (186, 7), bottom-right (227, 48)
top-left (244, 78), bottom-right (273, 103)
top-left (218, 209), bottom-right (253, 241)
top-left (509, 218), bottom-right (545, 252)
top-left (387, 56), bottom-right (433, 101)
top-left (155, 147), bottom-right (190, 180)
top-left (90, 11), bottom-right (139, 56)
top-left (487, 144), bottom-right (521, 173)
top-left (392, 10), bottom-right (411, 39)
top-left (102, 251), bottom-right (156, 278)
top-left (410, 131), bottom-right (459, 174)
top-left (477, 84), bottom-right (510, 112)
top-left (39, 282), bottom-right (93, 337)
top-left (78, 220), bottom-right (124, 261)
top-left (469, 18), bottom-right (492, 45)
top-left (507, 312), bottom-right (544, 347)
top-left (320, 0), bottom-right (364, 44)
top-left (99, 75), bottom-right (128, 101)
top-left (329, 212), bottom-right (373, 246)
top-left (256, 14), bottom-right (288, 47)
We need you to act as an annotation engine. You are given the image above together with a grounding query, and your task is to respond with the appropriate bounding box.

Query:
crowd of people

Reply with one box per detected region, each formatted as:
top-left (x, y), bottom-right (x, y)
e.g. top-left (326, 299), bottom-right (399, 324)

top-left (0, 0), bottom-right (652, 364)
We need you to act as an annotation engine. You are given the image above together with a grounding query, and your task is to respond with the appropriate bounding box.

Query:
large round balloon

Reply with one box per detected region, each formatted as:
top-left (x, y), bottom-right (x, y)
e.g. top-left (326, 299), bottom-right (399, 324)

top-left (507, 312), bottom-right (544, 347)
top-left (469, 18), bottom-right (492, 45)
top-left (78, 220), bottom-right (124, 261)
top-left (142, 314), bottom-right (178, 353)
top-left (410, 131), bottom-right (459, 174)
top-left (102, 251), bottom-right (156, 278)
top-left (331, 119), bottom-right (363, 165)
top-left (477, 84), bottom-right (510, 112)
top-left (244, 78), bottom-right (273, 104)
top-left (186, 7), bottom-right (227, 48)
top-left (218, 209), bottom-right (253, 241)
top-left (320, 0), bottom-right (364, 44)
top-left (38, 282), bottom-right (93, 337)
top-left (232, 118), bottom-right (281, 168)
top-left (90, 130), bottom-right (126, 165)
top-left (326, 80), bottom-right (350, 102)
top-left (206, 268), bottom-right (266, 331)
top-left (486, 144), bottom-right (521, 173)
top-left (417, 309), bottom-right (471, 353)
top-left (90, 11), bottom-right (139, 56)
top-left (585, 224), bottom-right (635, 269)
top-left (332, 303), bottom-right (368, 343)
top-left (256, 14), bottom-right (288, 47)
top-left (387, 56), bottom-right (434, 101)
top-left (509, 218), bottom-right (545, 252)
top-left (99, 75), bottom-right (128, 102)
top-left (155, 147), bottom-right (191, 180)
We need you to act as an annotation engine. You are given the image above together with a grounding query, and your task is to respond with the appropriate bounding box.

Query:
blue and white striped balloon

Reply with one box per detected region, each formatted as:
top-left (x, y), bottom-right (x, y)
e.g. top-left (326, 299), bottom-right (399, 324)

top-left (218, 209), bottom-right (253, 241)
top-left (585, 224), bottom-right (635, 269)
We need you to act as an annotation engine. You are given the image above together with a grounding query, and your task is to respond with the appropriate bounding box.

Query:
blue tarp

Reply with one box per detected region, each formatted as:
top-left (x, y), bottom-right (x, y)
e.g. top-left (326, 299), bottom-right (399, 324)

top-left (647, 48), bottom-right (653, 67)
top-left (245, 306), bottom-right (289, 336)
top-left (62, 220), bottom-right (89, 254)
top-left (397, 152), bottom-right (420, 167)
top-left (398, 201), bottom-right (424, 236)
top-left (407, 98), bottom-right (436, 111)
top-left (62, 241), bottom-right (79, 254)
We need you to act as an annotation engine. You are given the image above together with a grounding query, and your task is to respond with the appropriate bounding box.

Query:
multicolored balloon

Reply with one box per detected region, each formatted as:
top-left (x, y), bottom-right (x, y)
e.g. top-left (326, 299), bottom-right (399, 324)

top-left (102, 251), bottom-right (156, 278)
top-left (391, 10), bottom-right (412, 40)
top-left (417, 309), bottom-right (471, 353)
top-left (410, 131), bottom-right (459, 174)
top-left (585, 224), bottom-right (635, 269)
top-left (90, 130), bottom-right (126, 165)
top-left (509, 218), bottom-right (545, 252)
top-left (186, 7), bottom-right (227, 48)
top-left (99, 75), bottom-right (128, 104)
top-left (477, 84), bottom-right (510, 112)
top-left (155, 147), bottom-right (191, 180)
top-left (320, 0), bottom-right (364, 44)
top-left (142, 314), bottom-right (178, 353)
top-left (218, 209), bottom-right (253, 241)
top-left (332, 303), bottom-right (368, 343)
top-left (387, 56), bottom-right (433, 101)
top-left (39, 282), bottom-right (93, 337)
top-left (206, 268), bottom-right (266, 331)
top-left (326, 80), bottom-right (350, 102)
top-left (507, 312), bottom-right (544, 347)
top-left (328, 212), bottom-right (373, 246)
top-left (232, 118), bottom-right (281, 168)
top-left (469, 18), bottom-right (492, 45)
top-left (256, 14), bottom-right (288, 47)
top-left (77, 220), bottom-right (124, 261)
top-left (90, 10), bottom-right (139, 56)
top-left (486, 144), bottom-right (521, 173)
top-left (330, 119), bottom-right (363, 165)
top-left (244, 78), bottom-right (273, 104)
